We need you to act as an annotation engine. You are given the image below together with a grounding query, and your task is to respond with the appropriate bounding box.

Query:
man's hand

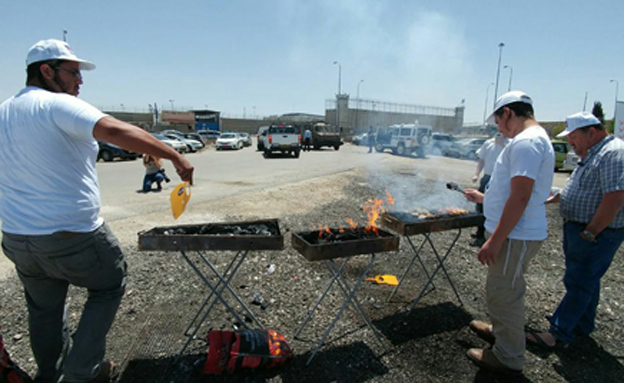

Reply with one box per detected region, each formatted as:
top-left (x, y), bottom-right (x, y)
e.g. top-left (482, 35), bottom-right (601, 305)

top-left (472, 175), bottom-right (479, 183)
top-left (476, 237), bottom-right (501, 266)
top-left (172, 155), bottom-right (194, 185)
top-left (464, 188), bottom-right (484, 204)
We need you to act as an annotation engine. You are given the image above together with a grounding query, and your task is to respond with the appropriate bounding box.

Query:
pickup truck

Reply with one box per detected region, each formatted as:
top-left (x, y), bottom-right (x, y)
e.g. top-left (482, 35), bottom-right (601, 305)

top-left (261, 125), bottom-right (301, 158)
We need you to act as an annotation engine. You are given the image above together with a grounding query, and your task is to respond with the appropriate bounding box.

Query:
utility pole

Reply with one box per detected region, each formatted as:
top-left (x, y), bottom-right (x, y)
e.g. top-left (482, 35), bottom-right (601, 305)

top-left (493, 42), bottom-right (505, 108)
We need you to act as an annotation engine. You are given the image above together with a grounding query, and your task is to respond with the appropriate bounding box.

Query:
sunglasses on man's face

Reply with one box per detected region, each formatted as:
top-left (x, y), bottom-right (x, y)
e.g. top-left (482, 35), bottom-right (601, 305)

top-left (53, 66), bottom-right (82, 80)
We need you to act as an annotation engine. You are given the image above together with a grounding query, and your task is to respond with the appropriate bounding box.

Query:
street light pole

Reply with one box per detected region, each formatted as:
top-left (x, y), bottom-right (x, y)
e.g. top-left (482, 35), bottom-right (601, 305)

top-left (169, 99), bottom-right (175, 110)
top-left (333, 61), bottom-right (342, 95)
top-left (333, 61), bottom-right (342, 128)
top-left (583, 92), bottom-right (588, 111)
top-left (493, 42), bottom-right (505, 107)
top-left (356, 79), bottom-right (364, 131)
top-left (62, 30), bottom-right (67, 42)
top-left (504, 65), bottom-right (513, 91)
top-left (611, 79), bottom-right (619, 119)
top-left (483, 82), bottom-right (494, 127)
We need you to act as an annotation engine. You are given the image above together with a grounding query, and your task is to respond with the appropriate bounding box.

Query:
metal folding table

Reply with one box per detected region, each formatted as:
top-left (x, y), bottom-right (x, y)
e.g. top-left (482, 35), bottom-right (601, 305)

top-left (138, 219), bottom-right (284, 359)
top-left (381, 212), bottom-right (484, 314)
top-left (290, 227), bottom-right (400, 365)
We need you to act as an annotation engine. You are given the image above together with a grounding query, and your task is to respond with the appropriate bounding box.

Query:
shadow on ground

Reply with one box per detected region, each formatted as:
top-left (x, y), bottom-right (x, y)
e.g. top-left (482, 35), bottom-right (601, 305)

top-left (117, 341), bottom-right (386, 383)
top-left (374, 301), bottom-right (473, 345)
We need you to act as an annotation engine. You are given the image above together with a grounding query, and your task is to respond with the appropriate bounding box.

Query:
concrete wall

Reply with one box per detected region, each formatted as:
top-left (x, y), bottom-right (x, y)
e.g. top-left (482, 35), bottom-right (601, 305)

top-left (327, 96), bottom-right (465, 136)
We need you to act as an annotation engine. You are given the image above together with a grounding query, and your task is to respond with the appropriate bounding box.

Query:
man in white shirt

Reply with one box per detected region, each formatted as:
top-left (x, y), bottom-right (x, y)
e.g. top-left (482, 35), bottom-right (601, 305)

top-left (463, 91), bottom-right (555, 375)
top-left (471, 133), bottom-right (507, 245)
top-left (0, 39), bottom-right (194, 383)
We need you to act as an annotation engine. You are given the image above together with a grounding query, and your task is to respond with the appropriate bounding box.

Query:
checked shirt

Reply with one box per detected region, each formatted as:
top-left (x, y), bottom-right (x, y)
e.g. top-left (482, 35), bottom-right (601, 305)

top-left (560, 135), bottom-right (624, 228)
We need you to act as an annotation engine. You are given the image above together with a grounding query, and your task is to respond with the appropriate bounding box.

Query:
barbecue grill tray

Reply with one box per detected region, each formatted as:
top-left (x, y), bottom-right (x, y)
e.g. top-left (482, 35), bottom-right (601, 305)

top-left (381, 211), bottom-right (484, 236)
top-left (291, 228), bottom-right (400, 261)
top-left (138, 219), bottom-right (284, 251)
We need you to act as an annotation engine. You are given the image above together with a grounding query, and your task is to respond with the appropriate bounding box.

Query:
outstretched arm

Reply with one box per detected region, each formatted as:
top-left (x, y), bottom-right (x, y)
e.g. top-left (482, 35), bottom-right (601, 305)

top-left (93, 116), bottom-right (194, 184)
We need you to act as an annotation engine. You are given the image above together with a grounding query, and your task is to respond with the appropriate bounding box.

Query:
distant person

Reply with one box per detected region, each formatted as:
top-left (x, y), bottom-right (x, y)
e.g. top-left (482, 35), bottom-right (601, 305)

top-left (0, 39), bottom-right (194, 383)
top-left (142, 154), bottom-right (170, 192)
top-left (367, 126), bottom-right (375, 153)
top-left (303, 128), bottom-right (312, 151)
top-left (471, 133), bottom-right (507, 246)
top-left (463, 91), bottom-right (554, 375)
top-left (525, 111), bottom-right (624, 350)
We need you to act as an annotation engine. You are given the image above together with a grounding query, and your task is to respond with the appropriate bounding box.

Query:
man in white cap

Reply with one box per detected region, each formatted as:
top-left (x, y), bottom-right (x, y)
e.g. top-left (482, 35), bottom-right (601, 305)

top-left (463, 91), bottom-right (554, 374)
top-left (0, 39), bottom-right (194, 383)
top-left (525, 112), bottom-right (624, 350)
top-left (471, 132), bottom-right (508, 246)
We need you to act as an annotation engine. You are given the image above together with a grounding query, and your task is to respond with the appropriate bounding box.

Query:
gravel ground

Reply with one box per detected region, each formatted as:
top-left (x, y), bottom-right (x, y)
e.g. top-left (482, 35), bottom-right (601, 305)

top-left (1, 164), bottom-right (623, 383)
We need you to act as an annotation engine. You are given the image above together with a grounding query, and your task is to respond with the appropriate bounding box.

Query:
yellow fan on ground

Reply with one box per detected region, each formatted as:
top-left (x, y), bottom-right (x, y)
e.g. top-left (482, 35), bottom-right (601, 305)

top-left (365, 274), bottom-right (399, 286)
top-left (170, 182), bottom-right (191, 219)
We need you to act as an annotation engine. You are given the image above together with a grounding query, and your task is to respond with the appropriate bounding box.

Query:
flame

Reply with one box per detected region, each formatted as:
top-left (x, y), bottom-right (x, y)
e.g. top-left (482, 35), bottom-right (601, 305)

top-left (363, 198), bottom-right (386, 235)
top-left (345, 218), bottom-right (358, 229)
top-left (385, 190), bottom-right (395, 206)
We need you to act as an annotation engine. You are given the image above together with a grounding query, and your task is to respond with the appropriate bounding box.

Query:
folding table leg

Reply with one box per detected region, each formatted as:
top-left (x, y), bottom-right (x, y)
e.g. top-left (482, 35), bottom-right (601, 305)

top-left (423, 230), bottom-right (463, 306)
top-left (327, 260), bottom-right (387, 352)
top-left (407, 230), bottom-right (463, 315)
top-left (294, 258), bottom-right (349, 339)
top-left (197, 250), bottom-right (264, 328)
top-left (388, 235), bottom-right (435, 302)
top-left (305, 254), bottom-right (377, 365)
top-left (176, 250), bottom-right (249, 360)
top-left (182, 250), bottom-right (243, 337)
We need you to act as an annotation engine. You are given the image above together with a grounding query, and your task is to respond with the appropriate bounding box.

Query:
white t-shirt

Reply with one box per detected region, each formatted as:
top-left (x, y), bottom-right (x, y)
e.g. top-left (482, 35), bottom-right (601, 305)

top-left (0, 87), bottom-right (107, 235)
top-left (483, 126), bottom-right (555, 240)
top-left (477, 138), bottom-right (506, 176)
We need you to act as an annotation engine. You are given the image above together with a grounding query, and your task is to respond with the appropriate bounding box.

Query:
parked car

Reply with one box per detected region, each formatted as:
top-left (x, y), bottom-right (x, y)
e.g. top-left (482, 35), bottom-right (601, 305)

top-left (151, 133), bottom-right (187, 153)
top-left (562, 149), bottom-right (580, 172)
top-left (446, 138), bottom-right (487, 159)
top-left (429, 133), bottom-right (457, 156)
top-left (164, 133), bottom-right (203, 153)
top-left (182, 132), bottom-right (206, 147)
top-left (239, 132), bottom-right (252, 147)
top-left (352, 132), bottom-right (375, 146)
top-left (552, 140), bottom-right (571, 171)
top-left (198, 130), bottom-right (221, 140)
top-left (257, 126), bottom-right (270, 151)
top-left (216, 132), bottom-right (243, 150)
top-left (374, 123), bottom-right (432, 157)
top-left (97, 141), bottom-right (140, 162)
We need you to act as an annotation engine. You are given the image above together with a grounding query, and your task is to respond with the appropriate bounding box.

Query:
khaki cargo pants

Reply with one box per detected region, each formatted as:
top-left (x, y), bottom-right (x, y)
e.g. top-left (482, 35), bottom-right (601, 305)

top-left (485, 234), bottom-right (543, 370)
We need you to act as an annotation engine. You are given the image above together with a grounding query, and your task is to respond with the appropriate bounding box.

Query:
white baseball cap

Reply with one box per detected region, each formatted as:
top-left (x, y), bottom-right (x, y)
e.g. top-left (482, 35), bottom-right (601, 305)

top-left (26, 39), bottom-right (95, 70)
top-left (556, 111), bottom-right (601, 138)
top-left (486, 91), bottom-right (533, 125)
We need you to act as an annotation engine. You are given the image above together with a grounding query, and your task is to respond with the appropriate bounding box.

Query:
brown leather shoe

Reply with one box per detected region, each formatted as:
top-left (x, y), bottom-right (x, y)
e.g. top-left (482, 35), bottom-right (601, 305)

top-left (469, 320), bottom-right (495, 344)
top-left (466, 348), bottom-right (522, 375)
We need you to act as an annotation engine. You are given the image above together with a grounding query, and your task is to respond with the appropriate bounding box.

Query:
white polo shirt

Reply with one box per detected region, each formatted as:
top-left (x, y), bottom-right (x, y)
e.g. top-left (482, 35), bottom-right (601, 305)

top-left (483, 126), bottom-right (555, 240)
top-left (477, 138), bottom-right (506, 176)
top-left (0, 87), bottom-right (107, 235)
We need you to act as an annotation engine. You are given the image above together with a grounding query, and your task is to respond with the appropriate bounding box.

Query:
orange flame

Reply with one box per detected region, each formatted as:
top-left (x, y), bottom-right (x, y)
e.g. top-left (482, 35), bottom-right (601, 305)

top-left (363, 198), bottom-right (386, 235)
top-left (385, 190), bottom-right (395, 206)
top-left (345, 218), bottom-right (358, 229)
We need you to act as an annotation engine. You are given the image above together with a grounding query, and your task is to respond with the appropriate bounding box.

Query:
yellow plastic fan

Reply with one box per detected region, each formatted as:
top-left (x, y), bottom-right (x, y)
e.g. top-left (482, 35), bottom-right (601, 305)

top-left (170, 182), bottom-right (191, 219)
top-left (365, 274), bottom-right (399, 286)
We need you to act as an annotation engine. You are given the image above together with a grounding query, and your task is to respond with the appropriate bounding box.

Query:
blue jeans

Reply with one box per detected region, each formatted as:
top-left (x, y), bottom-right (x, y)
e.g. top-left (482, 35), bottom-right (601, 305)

top-left (142, 171), bottom-right (165, 192)
top-left (2, 223), bottom-right (127, 383)
top-left (549, 222), bottom-right (624, 344)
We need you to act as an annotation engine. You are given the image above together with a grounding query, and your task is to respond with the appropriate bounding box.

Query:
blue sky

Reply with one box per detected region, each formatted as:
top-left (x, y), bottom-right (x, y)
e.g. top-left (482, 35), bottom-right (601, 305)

top-left (1, 0), bottom-right (622, 124)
